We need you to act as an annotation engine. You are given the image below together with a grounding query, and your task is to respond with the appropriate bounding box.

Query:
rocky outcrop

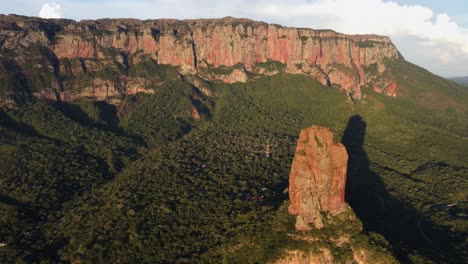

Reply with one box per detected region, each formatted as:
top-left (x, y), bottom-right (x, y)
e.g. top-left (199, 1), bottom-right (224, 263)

top-left (274, 248), bottom-right (393, 264)
top-left (32, 77), bottom-right (155, 102)
top-left (275, 249), bottom-right (333, 264)
top-left (0, 15), bottom-right (401, 106)
top-left (374, 80), bottom-right (397, 97)
top-left (288, 126), bottom-right (348, 231)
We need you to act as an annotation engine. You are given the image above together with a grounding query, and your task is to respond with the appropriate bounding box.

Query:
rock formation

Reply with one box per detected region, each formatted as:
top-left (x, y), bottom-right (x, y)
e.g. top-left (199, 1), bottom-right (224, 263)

top-left (274, 248), bottom-right (392, 264)
top-left (275, 249), bottom-right (334, 264)
top-left (288, 126), bottom-right (348, 231)
top-left (0, 15), bottom-right (401, 107)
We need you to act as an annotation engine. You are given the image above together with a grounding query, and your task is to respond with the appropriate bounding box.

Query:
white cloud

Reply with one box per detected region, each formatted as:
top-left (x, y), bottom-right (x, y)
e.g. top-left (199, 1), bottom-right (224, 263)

top-left (38, 2), bottom-right (63, 19)
top-left (257, 0), bottom-right (468, 55)
top-left (230, 0), bottom-right (467, 76)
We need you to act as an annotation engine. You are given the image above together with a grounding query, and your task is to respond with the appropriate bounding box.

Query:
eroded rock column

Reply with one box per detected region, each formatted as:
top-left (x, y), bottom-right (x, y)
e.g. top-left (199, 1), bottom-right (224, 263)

top-left (288, 126), bottom-right (348, 230)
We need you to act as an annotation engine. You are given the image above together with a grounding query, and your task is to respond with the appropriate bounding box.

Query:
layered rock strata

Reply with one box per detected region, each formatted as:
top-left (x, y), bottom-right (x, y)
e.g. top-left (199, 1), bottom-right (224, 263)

top-left (0, 15), bottom-right (400, 106)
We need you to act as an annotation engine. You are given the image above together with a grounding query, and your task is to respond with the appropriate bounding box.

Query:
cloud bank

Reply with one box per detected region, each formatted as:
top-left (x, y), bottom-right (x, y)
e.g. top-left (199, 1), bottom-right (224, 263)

top-left (260, 0), bottom-right (468, 53)
top-left (38, 2), bottom-right (63, 19)
top-left (248, 0), bottom-right (467, 76)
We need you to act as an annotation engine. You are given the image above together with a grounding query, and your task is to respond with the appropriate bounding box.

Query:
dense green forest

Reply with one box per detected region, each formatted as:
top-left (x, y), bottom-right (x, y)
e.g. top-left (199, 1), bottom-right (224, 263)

top-left (0, 63), bottom-right (467, 263)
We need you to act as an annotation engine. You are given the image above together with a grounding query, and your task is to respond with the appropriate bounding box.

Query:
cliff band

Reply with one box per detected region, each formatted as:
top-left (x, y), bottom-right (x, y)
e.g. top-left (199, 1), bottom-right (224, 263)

top-left (0, 15), bottom-right (400, 107)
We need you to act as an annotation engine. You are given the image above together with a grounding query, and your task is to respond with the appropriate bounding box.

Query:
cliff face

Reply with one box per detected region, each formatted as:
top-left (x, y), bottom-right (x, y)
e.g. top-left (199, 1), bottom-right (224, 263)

top-left (288, 126), bottom-right (348, 231)
top-left (0, 15), bottom-right (400, 106)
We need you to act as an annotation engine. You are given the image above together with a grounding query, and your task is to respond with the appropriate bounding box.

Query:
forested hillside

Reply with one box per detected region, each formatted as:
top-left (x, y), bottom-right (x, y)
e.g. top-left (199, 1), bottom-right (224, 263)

top-left (0, 68), bottom-right (467, 263)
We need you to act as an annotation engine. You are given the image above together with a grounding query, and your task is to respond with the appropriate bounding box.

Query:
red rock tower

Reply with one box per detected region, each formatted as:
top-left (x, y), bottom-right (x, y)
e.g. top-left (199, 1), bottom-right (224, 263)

top-left (288, 126), bottom-right (348, 230)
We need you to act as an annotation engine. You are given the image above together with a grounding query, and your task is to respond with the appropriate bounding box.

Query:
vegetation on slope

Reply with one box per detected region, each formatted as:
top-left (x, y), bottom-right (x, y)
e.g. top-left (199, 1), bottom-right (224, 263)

top-left (0, 61), bottom-right (466, 263)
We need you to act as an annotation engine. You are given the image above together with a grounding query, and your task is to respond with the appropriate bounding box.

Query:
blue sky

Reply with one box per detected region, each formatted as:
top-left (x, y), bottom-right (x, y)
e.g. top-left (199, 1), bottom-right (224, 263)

top-left (1, 0), bottom-right (467, 77)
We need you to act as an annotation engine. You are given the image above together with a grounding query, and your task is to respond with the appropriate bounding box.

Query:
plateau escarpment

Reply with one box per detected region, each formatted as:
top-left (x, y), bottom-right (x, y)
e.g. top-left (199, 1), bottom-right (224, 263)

top-left (0, 15), bottom-right (400, 107)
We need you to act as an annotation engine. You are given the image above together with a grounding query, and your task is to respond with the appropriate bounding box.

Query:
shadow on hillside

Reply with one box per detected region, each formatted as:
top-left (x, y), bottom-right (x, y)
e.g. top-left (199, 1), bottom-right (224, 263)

top-left (0, 194), bottom-right (54, 262)
top-left (0, 195), bottom-right (36, 217)
top-left (341, 115), bottom-right (465, 263)
top-left (0, 109), bottom-right (53, 140)
top-left (94, 101), bottom-right (119, 127)
top-left (53, 101), bottom-right (146, 146)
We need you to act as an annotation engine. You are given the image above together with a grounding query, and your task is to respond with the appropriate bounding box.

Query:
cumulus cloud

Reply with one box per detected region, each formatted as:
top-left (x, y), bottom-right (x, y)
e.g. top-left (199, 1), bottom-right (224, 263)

top-left (237, 0), bottom-right (466, 76)
top-left (38, 2), bottom-right (63, 19)
top-left (258, 0), bottom-right (468, 54)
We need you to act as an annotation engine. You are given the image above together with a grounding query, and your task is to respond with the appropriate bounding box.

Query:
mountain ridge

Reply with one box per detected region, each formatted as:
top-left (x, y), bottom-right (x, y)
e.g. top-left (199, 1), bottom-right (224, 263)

top-left (1, 14), bottom-right (395, 40)
top-left (449, 76), bottom-right (468, 86)
top-left (0, 15), bottom-right (401, 107)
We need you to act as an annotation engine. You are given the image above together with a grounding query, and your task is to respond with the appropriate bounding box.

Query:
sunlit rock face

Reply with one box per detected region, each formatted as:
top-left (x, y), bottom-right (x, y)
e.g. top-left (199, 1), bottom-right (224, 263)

top-left (0, 15), bottom-right (400, 106)
top-left (288, 126), bottom-right (348, 231)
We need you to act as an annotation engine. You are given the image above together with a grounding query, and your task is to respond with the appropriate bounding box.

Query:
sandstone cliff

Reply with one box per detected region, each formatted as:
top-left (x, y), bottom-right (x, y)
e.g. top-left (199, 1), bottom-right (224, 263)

top-left (288, 126), bottom-right (348, 231)
top-left (0, 15), bottom-right (401, 107)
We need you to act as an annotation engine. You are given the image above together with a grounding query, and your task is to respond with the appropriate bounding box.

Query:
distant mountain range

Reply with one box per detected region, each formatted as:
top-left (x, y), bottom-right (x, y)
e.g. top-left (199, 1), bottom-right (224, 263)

top-left (449, 76), bottom-right (468, 86)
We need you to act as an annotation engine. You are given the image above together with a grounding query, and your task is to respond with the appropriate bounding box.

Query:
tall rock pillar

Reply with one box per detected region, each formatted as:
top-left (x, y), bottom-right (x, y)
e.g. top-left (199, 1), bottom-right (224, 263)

top-left (288, 126), bottom-right (348, 230)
